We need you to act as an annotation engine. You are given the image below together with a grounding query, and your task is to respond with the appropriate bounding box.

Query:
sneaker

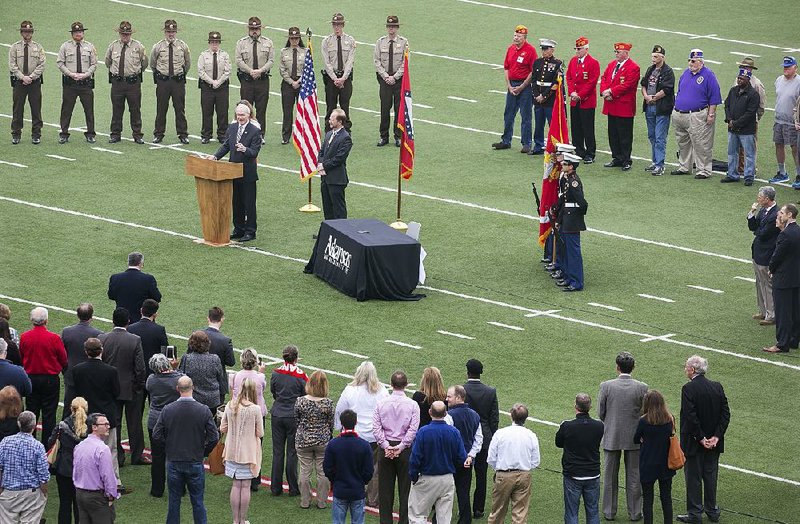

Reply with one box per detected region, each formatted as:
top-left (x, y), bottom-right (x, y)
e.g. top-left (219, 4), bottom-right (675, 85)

top-left (652, 166), bottom-right (664, 176)
top-left (769, 172), bottom-right (790, 183)
top-left (644, 163), bottom-right (656, 171)
top-left (491, 142), bottom-right (511, 150)
top-left (792, 179), bottom-right (800, 190)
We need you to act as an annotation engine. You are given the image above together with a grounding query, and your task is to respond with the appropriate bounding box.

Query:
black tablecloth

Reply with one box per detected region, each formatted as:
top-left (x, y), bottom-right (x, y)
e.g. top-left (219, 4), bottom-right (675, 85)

top-left (304, 219), bottom-right (424, 301)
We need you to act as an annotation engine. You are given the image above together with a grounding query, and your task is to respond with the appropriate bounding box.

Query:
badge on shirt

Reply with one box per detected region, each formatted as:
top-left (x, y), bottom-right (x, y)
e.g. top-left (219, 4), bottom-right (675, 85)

top-left (620, 76), bottom-right (625, 84)
top-left (696, 76), bottom-right (704, 85)
top-left (517, 55), bottom-right (524, 63)
top-left (571, 180), bottom-right (579, 187)
top-left (583, 71), bottom-right (588, 80)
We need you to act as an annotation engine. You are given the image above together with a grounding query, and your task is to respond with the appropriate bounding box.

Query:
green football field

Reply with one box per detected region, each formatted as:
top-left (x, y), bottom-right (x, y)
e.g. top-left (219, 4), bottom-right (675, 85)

top-left (1, 0), bottom-right (799, 522)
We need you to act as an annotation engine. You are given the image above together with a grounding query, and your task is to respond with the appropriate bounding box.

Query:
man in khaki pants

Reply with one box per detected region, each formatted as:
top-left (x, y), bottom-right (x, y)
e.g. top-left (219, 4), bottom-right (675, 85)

top-left (486, 404), bottom-right (540, 524)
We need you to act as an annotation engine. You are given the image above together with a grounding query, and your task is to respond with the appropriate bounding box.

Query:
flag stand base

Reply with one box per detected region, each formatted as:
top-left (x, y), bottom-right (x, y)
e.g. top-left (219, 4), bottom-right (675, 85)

top-left (389, 220), bottom-right (408, 232)
top-left (299, 203), bottom-right (321, 213)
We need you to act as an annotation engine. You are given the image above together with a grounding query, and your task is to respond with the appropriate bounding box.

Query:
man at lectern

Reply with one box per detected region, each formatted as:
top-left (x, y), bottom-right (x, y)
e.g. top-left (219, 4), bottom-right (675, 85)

top-left (209, 103), bottom-right (261, 241)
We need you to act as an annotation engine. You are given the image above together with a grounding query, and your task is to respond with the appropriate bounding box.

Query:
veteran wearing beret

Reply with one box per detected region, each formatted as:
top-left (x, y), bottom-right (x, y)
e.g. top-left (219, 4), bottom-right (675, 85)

top-left (57, 22), bottom-right (98, 144)
top-left (198, 31), bottom-right (231, 144)
top-left (374, 15), bottom-right (407, 147)
top-left (105, 21), bottom-right (148, 144)
top-left (321, 13), bottom-right (356, 132)
top-left (8, 21), bottom-right (46, 145)
top-left (150, 19), bottom-right (191, 144)
top-left (236, 16), bottom-right (274, 144)
top-left (278, 27), bottom-right (307, 145)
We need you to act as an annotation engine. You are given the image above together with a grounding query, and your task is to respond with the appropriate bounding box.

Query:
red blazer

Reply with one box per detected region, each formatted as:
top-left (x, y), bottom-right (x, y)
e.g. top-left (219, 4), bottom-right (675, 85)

top-left (566, 55), bottom-right (600, 109)
top-left (600, 58), bottom-right (640, 117)
top-left (20, 325), bottom-right (67, 375)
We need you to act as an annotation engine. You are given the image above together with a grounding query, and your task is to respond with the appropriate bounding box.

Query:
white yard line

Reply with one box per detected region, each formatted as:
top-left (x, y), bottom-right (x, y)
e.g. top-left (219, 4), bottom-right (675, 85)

top-left (734, 276), bottom-right (757, 283)
top-left (687, 285), bottom-right (724, 294)
top-left (46, 154), bottom-right (76, 161)
top-left (730, 52), bottom-right (761, 57)
top-left (385, 340), bottom-right (422, 349)
top-left (414, 103), bottom-right (434, 109)
top-left (436, 330), bottom-right (476, 340)
top-left (487, 321), bottom-right (525, 331)
top-left (587, 302), bottom-right (625, 312)
top-left (332, 349), bottom-right (369, 359)
top-left (637, 293), bottom-right (676, 303)
top-left (447, 96), bottom-right (478, 103)
top-left (92, 147), bottom-right (123, 155)
top-left (0, 160), bottom-right (27, 168)
top-left (523, 310), bottom-right (561, 317)
top-left (639, 334), bottom-right (676, 343)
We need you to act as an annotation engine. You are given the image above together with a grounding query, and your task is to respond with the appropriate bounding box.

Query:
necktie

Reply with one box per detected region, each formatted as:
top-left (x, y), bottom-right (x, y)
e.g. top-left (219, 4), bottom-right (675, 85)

top-left (119, 43), bottom-right (127, 76)
top-left (336, 36), bottom-right (343, 72)
top-left (168, 42), bottom-right (174, 77)
top-left (612, 62), bottom-right (621, 79)
top-left (291, 48), bottom-right (298, 78)
top-left (252, 39), bottom-right (259, 70)
top-left (23, 43), bottom-right (29, 76)
top-left (237, 124), bottom-right (245, 143)
top-left (212, 51), bottom-right (218, 80)
top-left (388, 40), bottom-right (395, 76)
top-left (329, 129), bottom-right (337, 145)
top-left (76, 42), bottom-right (82, 74)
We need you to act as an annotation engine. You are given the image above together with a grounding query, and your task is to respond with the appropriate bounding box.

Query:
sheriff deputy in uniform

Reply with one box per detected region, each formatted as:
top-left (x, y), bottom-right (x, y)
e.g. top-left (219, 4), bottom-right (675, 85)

top-left (8, 21), bottom-right (45, 145)
top-left (321, 13), bottom-right (356, 132)
top-left (553, 152), bottom-right (588, 292)
top-left (198, 31), bottom-right (231, 144)
top-left (105, 21), bottom-right (148, 144)
top-left (374, 15), bottom-right (407, 147)
top-left (236, 16), bottom-right (274, 144)
top-left (530, 38), bottom-right (562, 155)
top-left (57, 22), bottom-right (98, 144)
top-left (151, 19), bottom-right (191, 144)
top-left (278, 27), bottom-right (307, 145)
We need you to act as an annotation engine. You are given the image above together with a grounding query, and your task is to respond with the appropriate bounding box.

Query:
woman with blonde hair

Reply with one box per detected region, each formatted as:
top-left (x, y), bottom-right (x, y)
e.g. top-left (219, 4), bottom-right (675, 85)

top-left (334, 361), bottom-right (388, 507)
top-left (634, 389), bottom-right (676, 524)
top-left (48, 396), bottom-right (89, 524)
top-left (0, 385), bottom-right (23, 441)
top-left (221, 378), bottom-right (264, 524)
top-left (412, 366), bottom-right (446, 427)
top-left (230, 348), bottom-right (267, 492)
top-left (295, 370), bottom-right (335, 509)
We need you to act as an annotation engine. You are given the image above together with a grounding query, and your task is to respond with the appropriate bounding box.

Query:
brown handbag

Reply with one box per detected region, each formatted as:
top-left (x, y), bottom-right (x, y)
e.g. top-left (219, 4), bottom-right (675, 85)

top-left (207, 439), bottom-right (225, 475)
top-left (668, 420), bottom-right (686, 470)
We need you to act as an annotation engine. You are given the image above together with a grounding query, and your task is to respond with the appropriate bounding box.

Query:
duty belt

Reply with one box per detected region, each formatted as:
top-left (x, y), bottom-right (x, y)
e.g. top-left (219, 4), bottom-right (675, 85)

top-left (535, 81), bottom-right (553, 87)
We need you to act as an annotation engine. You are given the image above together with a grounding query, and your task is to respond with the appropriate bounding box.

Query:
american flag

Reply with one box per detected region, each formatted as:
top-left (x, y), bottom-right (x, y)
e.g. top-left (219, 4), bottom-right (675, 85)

top-left (397, 50), bottom-right (414, 180)
top-left (292, 40), bottom-right (321, 181)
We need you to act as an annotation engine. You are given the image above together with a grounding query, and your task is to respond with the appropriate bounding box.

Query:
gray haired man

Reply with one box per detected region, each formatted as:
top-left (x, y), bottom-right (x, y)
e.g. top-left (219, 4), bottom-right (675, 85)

top-left (747, 186), bottom-right (779, 325)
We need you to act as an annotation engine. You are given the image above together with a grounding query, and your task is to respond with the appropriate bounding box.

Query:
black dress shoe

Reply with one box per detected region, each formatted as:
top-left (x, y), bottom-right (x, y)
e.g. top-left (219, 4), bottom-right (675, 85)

top-left (118, 485), bottom-right (134, 495)
top-left (108, 136), bottom-right (121, 144)
top-left (11, 137), bottom-right (20, 145)
top-left (670, 169), bottom-right (689, 175)
top-left (528, 148), bottom-right (545, 155)
top-left (58, 136), bottom-right (69, 144)
top-left (540, 257), bottom-right (551, 263)
top-left (230, 230), bottom-right (245, 239)
top-left (491, 142), bottom-right (511, 150)
top-left (200, 137), bottom-right (210, 144)
top-left (563, 285), bottom-right (580, 292)
top-left (240, 233), bottom-right (256, 242)
top-left (603, 160), bottom-right (621, 167)
top-left (395, 138), bottom-right (401, 147)
top-left (152, 136), bottom-right (163, 144)
top-left (134, 137), bottom-right (145, 144)
top-left (179, 136), bottom-right (189, 144)
top-left (583, 156), bottom-right (594, 164)
top-left (551, 271), bottom-right (563, 279)
top-left (473, 511), bottom-right (484, 519)
top-left (282, 138), bottom-right (290, 144)
top-left (376, 138), bottom-right (389, 147)
top-left (720, 176), bottom-right (739, 183)
top-left (675, 515), bottom-right (698, 523)
top-left (621, 162), bottom-right (632, 171)
top-left (86, 136), bottom-right (96, 143)
top-left (261, 137), bottom-right (266, 145)
top-left (32, 137), bottom-right (41, 145)
top-left (544, 263), bottom-right (556, 271)
top-left (555, 279), bottom-right (569, 287)
top-left (744, 179), bottom-right (753, 186)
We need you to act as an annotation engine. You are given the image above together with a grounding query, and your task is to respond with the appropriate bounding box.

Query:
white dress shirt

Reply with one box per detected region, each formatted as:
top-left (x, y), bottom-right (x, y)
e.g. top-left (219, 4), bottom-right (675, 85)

top-left (487, 423), bottom-right (541, 471)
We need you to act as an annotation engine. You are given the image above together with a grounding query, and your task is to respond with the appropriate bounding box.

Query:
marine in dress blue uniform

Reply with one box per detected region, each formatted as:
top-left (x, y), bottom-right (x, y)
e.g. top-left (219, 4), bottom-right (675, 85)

top-left (554, 153), bottom-right (588, 291)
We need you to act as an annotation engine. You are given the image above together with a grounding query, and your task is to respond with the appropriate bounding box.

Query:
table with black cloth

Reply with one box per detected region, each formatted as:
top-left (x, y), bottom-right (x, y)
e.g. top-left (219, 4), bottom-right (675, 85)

top-left (304, 219), bottom-right (424, 301)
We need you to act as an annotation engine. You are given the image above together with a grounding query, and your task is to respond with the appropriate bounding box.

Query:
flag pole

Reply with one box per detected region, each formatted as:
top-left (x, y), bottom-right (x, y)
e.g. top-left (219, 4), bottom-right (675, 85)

top-left (298, 27), bottom-right (321, 213)
top-left (390, 49), bottom-right (411, 232)
top-left (390, 162), bottom-right (407, 231)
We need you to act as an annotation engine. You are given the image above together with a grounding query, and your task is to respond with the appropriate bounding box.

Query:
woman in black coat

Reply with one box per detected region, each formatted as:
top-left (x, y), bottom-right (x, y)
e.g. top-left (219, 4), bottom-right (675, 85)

top-left (633, 389), bottom-right (676, 524)
top-left (48, 397), bottom-right (89, 524)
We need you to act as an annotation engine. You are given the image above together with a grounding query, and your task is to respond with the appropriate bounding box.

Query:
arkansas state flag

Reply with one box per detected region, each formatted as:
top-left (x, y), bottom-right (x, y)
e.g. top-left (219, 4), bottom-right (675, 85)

top-left (538, 72), bottom-right (569, 247)
top-left (397, 50), bottom-right (414, 180)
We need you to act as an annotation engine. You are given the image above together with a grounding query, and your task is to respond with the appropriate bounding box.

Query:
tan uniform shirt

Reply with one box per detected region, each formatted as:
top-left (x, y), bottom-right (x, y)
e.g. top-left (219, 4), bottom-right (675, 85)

top-left (57, 39), bottom-right (97, 76)
top-left (321, 32), bottom-right (355, 79)
top-left (8, 39), bottom-right (46, 80)
top-left (235, 35), bottom-right (274, 74)
top-left (374, 35), bottom-right (407, 80)
top-left (105, 39), bottom-right (148, 77)
top-left (150, 38), bottom-right (190, 76)
top-left (197, 48), bottom-right (231, 86)
top-left (732, 74), bottom-right (767, 120)
top-left (278, 46), bottom-right (307, 84)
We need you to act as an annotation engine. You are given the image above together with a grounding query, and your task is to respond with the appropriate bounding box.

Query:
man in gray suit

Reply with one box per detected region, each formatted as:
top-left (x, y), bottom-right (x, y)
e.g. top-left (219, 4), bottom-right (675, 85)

top-left (99, 307), bottom-right (147, 466)
top-left (61, 303), bottom-right (103, 417)
top-left (202, 306), bottom-right (234, 405)
top-left (597, 351), bottom-right (648, 521)
top-left (317, 107), bottom-right (353, 219)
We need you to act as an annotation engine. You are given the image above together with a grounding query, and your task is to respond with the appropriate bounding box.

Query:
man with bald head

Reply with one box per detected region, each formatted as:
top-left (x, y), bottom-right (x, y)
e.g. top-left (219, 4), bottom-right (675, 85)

top-left (153, 376), bottom-right (219, 524)
top-left (408, 401), bottom-right (467, 524)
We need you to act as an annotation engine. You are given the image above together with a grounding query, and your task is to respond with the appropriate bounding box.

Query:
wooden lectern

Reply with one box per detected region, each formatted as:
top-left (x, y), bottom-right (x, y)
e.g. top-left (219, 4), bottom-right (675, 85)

top-left (185, 155), bottom-right (243, 246)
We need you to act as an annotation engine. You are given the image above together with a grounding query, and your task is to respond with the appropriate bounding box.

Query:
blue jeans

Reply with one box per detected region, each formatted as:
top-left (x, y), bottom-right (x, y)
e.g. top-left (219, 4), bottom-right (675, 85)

top-left (645, 105), bottom-right (671, 167)
top-left (533, 104), bottom-right (553, 151)
top-left (501, 81), bottom-right (532, 146)
top-left (167, 461), bottom-right (206, 524)
top-left (564, 476), bottom-right (600, 524)
top-left (332, 497), bottom-right (365, 524)
top-left (727, 132), bottom-right (756, 181)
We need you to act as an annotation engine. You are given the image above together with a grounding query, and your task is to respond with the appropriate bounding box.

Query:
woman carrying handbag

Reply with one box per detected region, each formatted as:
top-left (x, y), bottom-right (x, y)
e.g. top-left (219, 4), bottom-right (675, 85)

top-left (634, 390), bottom-right (677, 524)
top-left (47, 397), bottom-right (90, 524)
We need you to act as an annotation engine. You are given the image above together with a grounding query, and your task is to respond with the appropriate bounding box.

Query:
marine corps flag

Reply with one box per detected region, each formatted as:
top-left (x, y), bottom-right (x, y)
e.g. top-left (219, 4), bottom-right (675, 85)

top-left (397, 50), bottom-right (414, 180)
top-left (538, 71), bottom-right (569, 246)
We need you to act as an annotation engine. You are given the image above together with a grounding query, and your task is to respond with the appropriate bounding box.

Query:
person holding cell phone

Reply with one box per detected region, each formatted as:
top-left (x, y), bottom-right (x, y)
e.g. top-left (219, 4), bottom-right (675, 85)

top-left (145, 353), bottom-right (183, 498)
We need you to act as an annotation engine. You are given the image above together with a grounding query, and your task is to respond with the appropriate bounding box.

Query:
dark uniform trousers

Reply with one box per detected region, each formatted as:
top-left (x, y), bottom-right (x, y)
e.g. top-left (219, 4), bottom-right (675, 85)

top-left (378, 442), bottom-right (411, 524)
top-left (240, 77), bottom-right (269, 138)
top-left (684, 452), bottom-right (720, 522)
top-left (323, 74), bottom-right (353, 132)
top-left (607, 115), bottom-right (634, 164)
top-left (281, 81), bottom-right (300, 142)
top-left (110, 79), bottom-right (143, 139)
top-left (76, 488), bottom-right (115, 524)
top-left (773, 286), bottom-right (800, 350)
top-left (472, 445), bottom-right (490, 514)
top-left (321, 179), bottom-right (347, 220)
top-left (60, 84), bottom-right (95, 138)
top-left (12, 79), bottom-right (43, 138)
top-left (154, 77), bottom-right (187, 139)
top-left (28, 374), bottom-right (60, 445)
top-left (116, 392), bottom-right (145, 464)
top-left (200, 81), bottom-right (229, 141)
top-left (377, 74), bottom-right (402, 140)
top-left (233, 179), bottom-right (258, 234)
top-left (570, 105), bottom-right (596, 159)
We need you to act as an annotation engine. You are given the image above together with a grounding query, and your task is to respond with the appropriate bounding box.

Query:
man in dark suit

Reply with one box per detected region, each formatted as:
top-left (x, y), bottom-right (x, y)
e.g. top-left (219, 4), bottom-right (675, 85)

top-left (153, 376), bottom-right (219, 524)
top-left (317, 107), bottom-right (353, 219)
top-left (108, 251), bottom-right (162, 323)
top-left (463, 358), bottom-right (499, 519)
top-left (677, 356), bottom-right (730, 523)
top-left (72, 338), bottom-right (123, 487)
top-left (211, 102), bottom-right (262, 242)
top-left (748, 187), bottom-right (779, 327)
top-left (99, 307), bottom-right (147, 466)
top-left (61, 302), bottom-right (103, 417)
top-left (202, 306), bottom-right (234, 405)
top-left (128, 298), bottom-right (168, 378)
top-left (765, 203), bottom-right (800, 353)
